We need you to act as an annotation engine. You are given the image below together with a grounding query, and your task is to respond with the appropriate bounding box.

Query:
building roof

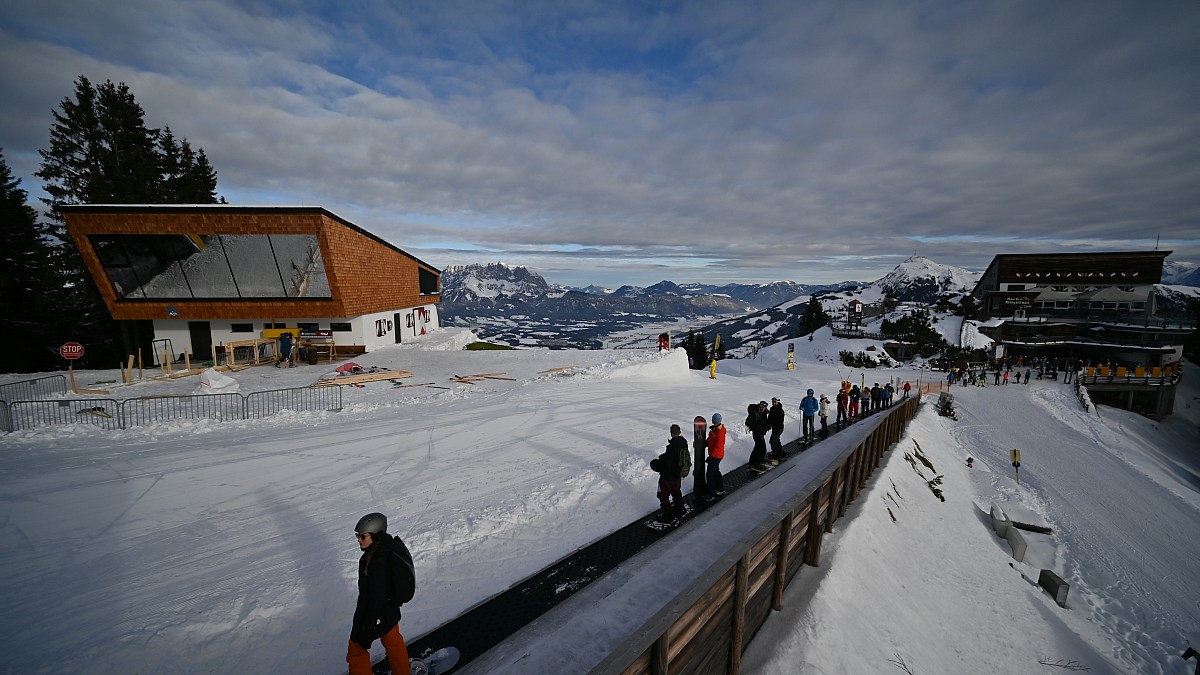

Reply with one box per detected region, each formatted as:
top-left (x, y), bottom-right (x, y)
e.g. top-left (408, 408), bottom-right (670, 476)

top-left (972, 251), bottom-right (1170, 297)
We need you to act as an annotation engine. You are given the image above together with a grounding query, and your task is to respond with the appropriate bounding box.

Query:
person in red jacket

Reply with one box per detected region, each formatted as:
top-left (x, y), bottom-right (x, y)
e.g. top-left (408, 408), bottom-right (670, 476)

top-left (704, 413), bottom-right (726, 500)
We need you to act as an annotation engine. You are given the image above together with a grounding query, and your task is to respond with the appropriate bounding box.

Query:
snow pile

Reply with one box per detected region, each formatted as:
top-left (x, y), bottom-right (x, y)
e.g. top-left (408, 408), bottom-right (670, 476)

top-left (589, 347), bottom-right (691, 381)
top-left (196, 367), bottom-right (239, 394)
top-left (960, 320), bottom-right (994, 350)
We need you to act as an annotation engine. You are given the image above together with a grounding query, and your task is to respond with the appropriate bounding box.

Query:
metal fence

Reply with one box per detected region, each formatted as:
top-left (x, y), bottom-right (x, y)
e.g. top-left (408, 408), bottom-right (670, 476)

top-left (0, 375), bottom-right (67, 402)
top-left (0, 386), bottom-right (343, 433)
top-left (8, 398), bottom-right (123, 432)
top-left (246, 387), bottom-right (343, 418)
top-left (122, 393), bottom-right (246, 427)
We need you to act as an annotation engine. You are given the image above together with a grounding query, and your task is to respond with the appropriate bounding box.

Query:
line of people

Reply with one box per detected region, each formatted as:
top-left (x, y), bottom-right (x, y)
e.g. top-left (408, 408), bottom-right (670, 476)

top-left (651, 380), bottom-right (912, 524)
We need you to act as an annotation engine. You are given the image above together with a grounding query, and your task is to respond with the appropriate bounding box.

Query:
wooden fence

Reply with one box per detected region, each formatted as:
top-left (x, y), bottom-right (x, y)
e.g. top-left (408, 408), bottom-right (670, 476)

top-left (463, 395), bottom-right (922, 674)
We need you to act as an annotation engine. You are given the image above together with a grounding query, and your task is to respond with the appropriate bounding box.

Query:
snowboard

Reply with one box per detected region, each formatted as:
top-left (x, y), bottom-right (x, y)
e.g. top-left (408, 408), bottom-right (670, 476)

top-left (693, 415), bottom-right (707, 496)
top-left (372, 646), bottom-right (460, 675)
top-left (644, 504), bottom-right (694, 532)
top-left (748, 462), bottom-right (776, 477)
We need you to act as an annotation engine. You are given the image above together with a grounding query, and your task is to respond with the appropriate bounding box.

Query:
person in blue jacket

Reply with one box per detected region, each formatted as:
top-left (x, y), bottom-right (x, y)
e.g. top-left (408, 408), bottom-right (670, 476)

top-left (798, 389), bottom-right (819, 442)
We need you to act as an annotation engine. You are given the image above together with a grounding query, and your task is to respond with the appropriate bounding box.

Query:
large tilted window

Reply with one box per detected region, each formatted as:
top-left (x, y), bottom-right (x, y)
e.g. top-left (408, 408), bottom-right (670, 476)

top-left (89, 234), bottom-right (331, 299)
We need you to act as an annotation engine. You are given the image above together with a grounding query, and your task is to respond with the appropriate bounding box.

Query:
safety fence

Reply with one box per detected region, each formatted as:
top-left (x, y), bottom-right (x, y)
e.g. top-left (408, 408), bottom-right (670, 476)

top-left (0, 375), bottom-right (67, 403)
top-left (463, 395), bottom-right (921, 674)
top-left (0, 387), bottom-right (343, 433)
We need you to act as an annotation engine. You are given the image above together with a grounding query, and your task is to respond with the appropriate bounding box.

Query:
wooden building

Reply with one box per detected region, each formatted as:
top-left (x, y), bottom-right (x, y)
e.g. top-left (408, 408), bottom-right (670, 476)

top-left (61, 205), bottom-right (441, 361)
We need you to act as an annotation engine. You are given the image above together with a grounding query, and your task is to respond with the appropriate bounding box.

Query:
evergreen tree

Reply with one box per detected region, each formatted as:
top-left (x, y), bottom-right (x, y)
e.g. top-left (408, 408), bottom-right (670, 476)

top-left (34, 76), bottom-right (223, 366)
top-left (800, 296), bottom-right (831, 336)
top-left (0, 150), bottom-right (61, 372)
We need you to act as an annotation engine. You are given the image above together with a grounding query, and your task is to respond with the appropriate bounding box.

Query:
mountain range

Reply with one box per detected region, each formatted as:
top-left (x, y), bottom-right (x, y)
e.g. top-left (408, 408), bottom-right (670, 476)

top-left (439, 256), bottom-right (1198, 352)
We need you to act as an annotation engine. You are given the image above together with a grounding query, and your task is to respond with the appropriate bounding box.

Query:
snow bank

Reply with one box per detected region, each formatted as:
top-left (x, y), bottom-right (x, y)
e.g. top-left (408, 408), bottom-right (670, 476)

top-left (595, 347), bottom-right (691, 381)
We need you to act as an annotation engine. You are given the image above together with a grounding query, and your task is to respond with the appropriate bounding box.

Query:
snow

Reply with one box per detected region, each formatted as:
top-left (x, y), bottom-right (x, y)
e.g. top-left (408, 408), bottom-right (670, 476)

top-left (1, 327), bottom-right (1198, 674)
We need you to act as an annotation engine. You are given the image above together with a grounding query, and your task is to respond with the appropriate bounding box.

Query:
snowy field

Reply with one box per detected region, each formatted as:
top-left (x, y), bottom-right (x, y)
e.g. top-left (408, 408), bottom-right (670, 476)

top-left (1, 327), bottom-right (1197, 674)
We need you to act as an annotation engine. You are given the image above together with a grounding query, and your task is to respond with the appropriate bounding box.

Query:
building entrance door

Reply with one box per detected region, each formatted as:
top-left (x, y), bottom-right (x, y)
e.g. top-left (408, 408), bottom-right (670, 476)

top-left (393, 313), bottom-right (403, 344)
top-left (188, 321), bottom-right (212, 360)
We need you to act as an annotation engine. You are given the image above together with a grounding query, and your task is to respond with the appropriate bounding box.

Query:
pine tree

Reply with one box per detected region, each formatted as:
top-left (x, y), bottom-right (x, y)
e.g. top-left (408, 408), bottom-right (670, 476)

top-left (0, 150), bottom-right (62, 372)
top-left (800, 296), bottom-right (831, 336)
top-left (33, 76), bottom-right (223, 366)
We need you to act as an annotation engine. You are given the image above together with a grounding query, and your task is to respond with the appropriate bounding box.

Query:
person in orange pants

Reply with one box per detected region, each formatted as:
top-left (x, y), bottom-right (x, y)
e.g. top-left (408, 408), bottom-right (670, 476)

top-left (347, 512), bottom-right (414, 675)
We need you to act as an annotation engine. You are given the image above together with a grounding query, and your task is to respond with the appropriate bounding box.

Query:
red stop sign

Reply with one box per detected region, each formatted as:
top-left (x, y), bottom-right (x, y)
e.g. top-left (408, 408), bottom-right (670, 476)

top-left (60, 342), bottom-right (85, 360)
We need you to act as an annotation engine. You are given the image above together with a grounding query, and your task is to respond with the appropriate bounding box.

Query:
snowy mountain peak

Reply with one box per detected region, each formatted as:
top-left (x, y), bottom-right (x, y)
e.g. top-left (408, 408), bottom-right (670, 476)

top-left (874, 256), bottom-right (979, 300)
top-left (440, 263), bottom-right (551, 302)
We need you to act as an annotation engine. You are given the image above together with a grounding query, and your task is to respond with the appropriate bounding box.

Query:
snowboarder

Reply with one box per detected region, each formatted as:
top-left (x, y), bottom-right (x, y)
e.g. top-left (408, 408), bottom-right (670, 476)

top-left (746, 402), bottom-right (770, 466)
top-left (347, 512), bottom-right (413, 675)
top-left (705, 413), bottom-right (726, 499)
top-left (799, 389), bottom-right (819, 441)
top-left (652, 424), bottom-right (689, 523)
top-left (767, 398), bottom-right (788, 461)
top-left (818, 394), bottom-right (830, 437)
top-left (835, 387), bottom-right (849, 428)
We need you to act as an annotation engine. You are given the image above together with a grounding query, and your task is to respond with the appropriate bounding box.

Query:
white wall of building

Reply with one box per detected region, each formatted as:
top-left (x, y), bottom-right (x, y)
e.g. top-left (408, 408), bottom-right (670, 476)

top-left (150, 302), bottom-right (441, 360)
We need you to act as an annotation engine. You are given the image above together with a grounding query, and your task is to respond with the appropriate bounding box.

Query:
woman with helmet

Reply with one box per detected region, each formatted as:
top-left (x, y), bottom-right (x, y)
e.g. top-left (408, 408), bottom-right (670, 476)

top-left (704, 412), bottom-right (726, 499)
top-left (347, 512), bottom-right (414, 675)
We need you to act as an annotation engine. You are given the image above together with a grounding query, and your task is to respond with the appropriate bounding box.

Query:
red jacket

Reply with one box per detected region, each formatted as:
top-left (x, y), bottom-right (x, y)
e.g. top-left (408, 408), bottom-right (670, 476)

top-left (707, 424), bottom-right (726, 459)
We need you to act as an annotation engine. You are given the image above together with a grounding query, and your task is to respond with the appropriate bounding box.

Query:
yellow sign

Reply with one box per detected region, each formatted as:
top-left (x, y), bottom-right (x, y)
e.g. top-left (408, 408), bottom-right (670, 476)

top-left (1010, 449), bottom-right (1021, 463)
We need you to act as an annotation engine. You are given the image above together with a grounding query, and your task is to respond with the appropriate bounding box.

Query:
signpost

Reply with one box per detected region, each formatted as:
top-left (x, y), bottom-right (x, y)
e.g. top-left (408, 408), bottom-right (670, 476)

top-left (787, 342), bottom-right (795, 371)
top-left (60, 342), bottom-right (109, 395)
top-left (1011, 448), bottom-right (1022, 483)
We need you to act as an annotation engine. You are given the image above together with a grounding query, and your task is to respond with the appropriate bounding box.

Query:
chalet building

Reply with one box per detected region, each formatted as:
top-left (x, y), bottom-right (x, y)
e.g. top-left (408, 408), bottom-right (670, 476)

top-left (61, 205), bottom-right (441, 362)
top-left (971, 251), bottom-right (1193, 417)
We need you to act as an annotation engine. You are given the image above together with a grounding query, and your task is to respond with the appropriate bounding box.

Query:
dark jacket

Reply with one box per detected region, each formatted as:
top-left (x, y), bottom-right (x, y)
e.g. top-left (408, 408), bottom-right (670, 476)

top-left (351, 532), bottom-right (404, 649)
top-left (768, 403), bottom-right (786, 431)
top-left (745, 405), bottom-right (769, 438)
top-left (655, 436), bottom-right (689, 480)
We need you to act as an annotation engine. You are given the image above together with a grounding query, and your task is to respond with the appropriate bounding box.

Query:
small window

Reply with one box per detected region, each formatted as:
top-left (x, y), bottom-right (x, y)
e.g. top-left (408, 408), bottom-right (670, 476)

top-left (268, 322), bottom-right (287, 329)
top-left (231, 323), bottom-right (254, 333)
top-left (298, 322), bottom-right (320, 331)
top-left (331, 322), bottom-right (352, 332)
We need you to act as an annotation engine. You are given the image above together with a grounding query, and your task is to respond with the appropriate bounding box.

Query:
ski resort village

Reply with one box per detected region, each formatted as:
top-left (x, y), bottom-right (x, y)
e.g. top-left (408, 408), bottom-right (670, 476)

top-left (2, 204), bottom-right (1199, 674)
top-left (4, 5), bottom-right (1200, 674)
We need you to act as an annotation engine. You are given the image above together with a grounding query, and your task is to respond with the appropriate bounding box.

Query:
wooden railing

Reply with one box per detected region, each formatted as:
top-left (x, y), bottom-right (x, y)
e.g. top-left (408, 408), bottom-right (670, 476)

top-left (463, 395), bottom-right (922, 674)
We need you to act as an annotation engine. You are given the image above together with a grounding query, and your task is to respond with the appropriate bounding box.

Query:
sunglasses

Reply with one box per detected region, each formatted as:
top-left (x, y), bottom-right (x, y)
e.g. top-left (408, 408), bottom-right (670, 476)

top-left (355, 532), bottom-right (371, 540)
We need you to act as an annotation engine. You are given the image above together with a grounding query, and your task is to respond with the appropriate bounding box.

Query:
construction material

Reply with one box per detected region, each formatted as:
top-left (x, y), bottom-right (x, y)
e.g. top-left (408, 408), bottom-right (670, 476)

top-left (312, 370), bottom-right (412, 387)
top-left (538, 366), bottom-right (578, 374)
top-left (1038, 569), bottom-right (1070, 607)
top-left (1012, 521), bottom-right (1053, 535)
top-left (450, 372), bottom-right (513, 384)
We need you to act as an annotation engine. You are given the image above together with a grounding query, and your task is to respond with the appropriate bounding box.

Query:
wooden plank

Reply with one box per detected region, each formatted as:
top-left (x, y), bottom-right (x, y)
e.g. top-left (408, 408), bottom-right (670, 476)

top-left (772, 514), bottom-right (793, 610)
top-left (538, 366), bottom-right (578, 373)
top-left (312, 370), bottom-right (412, 387)
top-left (668, 574), bottom-right (734, 662)
top-left (651, 631), bottom-right (668, 675)
top-left (730, 555), bottom-right (749, 675)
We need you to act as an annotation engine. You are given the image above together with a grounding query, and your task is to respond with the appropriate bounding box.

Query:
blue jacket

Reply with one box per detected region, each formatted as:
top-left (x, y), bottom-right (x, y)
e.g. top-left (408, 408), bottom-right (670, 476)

top-left (799, 395), bottom-right (819, 417)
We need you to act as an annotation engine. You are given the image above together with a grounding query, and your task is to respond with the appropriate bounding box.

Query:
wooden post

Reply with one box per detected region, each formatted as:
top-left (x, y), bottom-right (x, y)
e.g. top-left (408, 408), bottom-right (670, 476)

top-left (829, 467), bottom-right (844, 526)
top-left (69, 363), bottom-right (78, 394)
top-left (730, 555), bottom-right (749, 674)
top-left (137, 349), bottom-right (143, 379)
top-left (772, 514), bottom-right (793, 611)
top-left (211, 344), bottom-right (218, 367)
top-left (651, 630), bottom-right (669, 675)
top-left (184, 348), bottom-right (191, 371)
top-left (805, 485), bottom-right (824, 566)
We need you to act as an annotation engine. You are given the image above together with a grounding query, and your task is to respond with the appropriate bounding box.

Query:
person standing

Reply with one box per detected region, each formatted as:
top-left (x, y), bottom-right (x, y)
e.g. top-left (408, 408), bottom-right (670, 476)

top-left (902, 381), bottom-right (911, 398)
top-left (746, 402), bottom-right (770, 466)
top-left (275, 331), bottom-right (295, 367)
top-left (848, 384), bottom-right (861, 419)
top-left (818, 394), bottom-right (830, 437)
top-left (767, 398), bottom-right (788, 461)
top-left (799, 389), bottom-right (819, 441)
top-left (705, 413), bottom-right (726, 499)
top-left (348, 512), bottom-right (415, 675)
top-left (653, 424), bottom-right (689, 523)
top-left (1024, 368), bottom-right (1031, 384)
top-left (835, 387), bottom-right (849, 428)
top-left (1003, 371), bottom-right (1010, 385)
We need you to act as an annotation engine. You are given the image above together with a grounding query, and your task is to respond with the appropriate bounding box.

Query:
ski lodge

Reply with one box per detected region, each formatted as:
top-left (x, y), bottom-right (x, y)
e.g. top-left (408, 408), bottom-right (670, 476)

top-left (970, 250), bottom-right (1194, 417)
top-left (60, 205), bottom-right (441, 364)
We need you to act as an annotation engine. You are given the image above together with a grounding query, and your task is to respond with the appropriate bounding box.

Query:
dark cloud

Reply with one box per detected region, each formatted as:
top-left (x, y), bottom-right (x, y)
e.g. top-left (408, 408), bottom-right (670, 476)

top-left (1, 0), bottom-right (1196, 287)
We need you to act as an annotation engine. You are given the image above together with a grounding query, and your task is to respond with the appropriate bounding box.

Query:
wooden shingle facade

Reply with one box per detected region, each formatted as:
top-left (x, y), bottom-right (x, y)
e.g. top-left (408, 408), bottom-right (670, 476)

top-left (61, 205), bottom-right (441, 358)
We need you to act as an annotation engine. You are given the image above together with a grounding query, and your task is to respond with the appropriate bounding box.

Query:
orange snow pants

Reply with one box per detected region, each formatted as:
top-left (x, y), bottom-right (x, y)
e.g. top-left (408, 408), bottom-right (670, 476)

top-left (347, 624), bottom-right (410, 675)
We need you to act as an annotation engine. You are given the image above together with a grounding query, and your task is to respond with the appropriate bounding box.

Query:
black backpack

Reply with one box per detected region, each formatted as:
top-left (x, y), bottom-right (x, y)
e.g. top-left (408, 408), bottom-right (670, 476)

top-left (388, 538), bottom-right (417, 606)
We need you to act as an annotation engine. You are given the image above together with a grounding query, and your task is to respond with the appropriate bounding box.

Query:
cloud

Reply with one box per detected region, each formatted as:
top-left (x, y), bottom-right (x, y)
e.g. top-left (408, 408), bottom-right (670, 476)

top-left (1, 0), bottom-right (1197, 286)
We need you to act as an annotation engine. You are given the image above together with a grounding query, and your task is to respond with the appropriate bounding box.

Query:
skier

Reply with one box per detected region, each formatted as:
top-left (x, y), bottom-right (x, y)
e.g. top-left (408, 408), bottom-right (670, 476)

top-left (705, 413), bottom-right (726, 499)
top-left (848, 384), bottom-right (861, 418)
top-left (902, 381), bottom-right (911, 398)
top-left (746, 402), bottom-right (770, 467)
top-left (347, 512), bottom-right (413, 675)
top-left (652, 424), bottom-right (689, 523)
top-left (275, 331), bottom-right (295, 367)
top-left (799, 389), bottom-right (819, 441)
top-left (767, 398), bottom-right (788, 461)
top-left (1024, 368), bottom-right (1031, 384)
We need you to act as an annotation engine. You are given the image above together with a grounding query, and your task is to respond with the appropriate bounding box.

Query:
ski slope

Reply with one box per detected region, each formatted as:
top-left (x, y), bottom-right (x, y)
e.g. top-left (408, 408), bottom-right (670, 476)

top-left (0, 327), bottom-right (1197, 674)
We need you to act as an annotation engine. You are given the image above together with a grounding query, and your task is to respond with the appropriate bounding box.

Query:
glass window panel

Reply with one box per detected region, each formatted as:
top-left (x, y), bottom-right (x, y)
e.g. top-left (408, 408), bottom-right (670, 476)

top-left (265, 234), bottom-right (331, 298)
top-left (219, 234), bottom-right (288, 297)
top-left (146, 234), bottom-right (237, 298)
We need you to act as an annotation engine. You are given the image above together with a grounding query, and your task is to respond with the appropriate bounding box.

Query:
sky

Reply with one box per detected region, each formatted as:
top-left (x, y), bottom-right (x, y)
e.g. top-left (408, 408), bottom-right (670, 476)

top-left (1, 0), bottom-right (1198, 288)
top-left (1, 325), bottom-right (1197, 674)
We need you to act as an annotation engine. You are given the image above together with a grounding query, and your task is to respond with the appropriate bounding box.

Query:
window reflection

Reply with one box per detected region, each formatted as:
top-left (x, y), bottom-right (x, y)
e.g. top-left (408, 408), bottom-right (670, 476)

top-left (89, 234), bottom-right (331, 299)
